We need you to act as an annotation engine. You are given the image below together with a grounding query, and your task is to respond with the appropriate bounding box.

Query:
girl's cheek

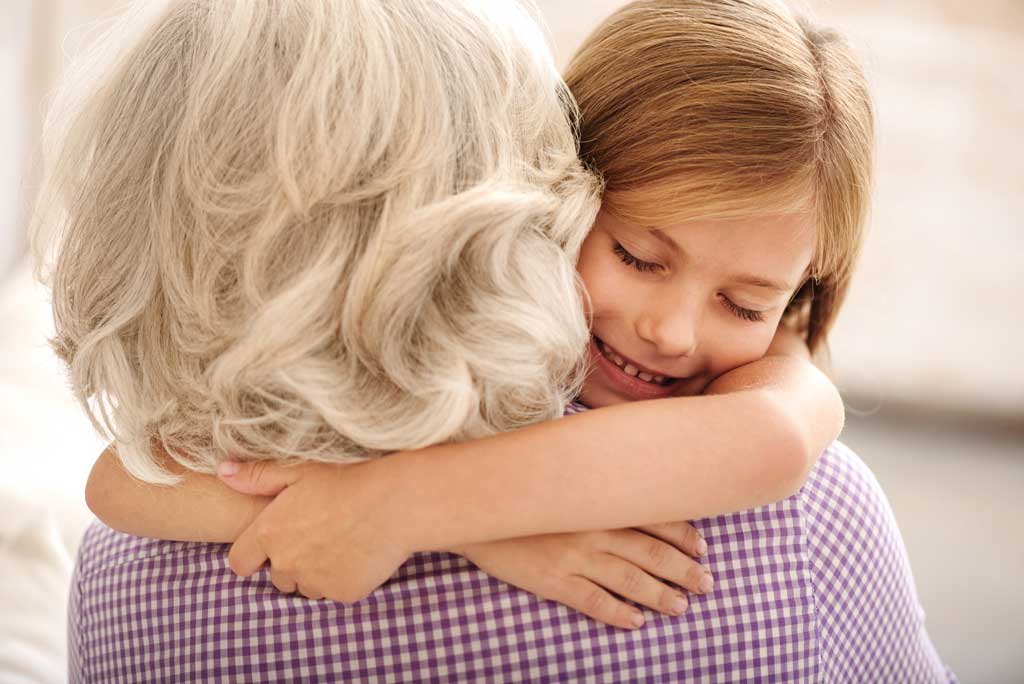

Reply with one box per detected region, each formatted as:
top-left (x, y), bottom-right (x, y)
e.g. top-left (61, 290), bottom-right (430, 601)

top-left (581, 268), bottom-right (628, 318)
top-left (709, 329), bottom-right (773, 376)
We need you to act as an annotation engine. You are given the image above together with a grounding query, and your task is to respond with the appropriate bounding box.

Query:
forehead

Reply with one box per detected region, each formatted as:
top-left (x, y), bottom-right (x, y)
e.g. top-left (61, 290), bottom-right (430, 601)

top-left (603, 178), bottom-right (817, 225)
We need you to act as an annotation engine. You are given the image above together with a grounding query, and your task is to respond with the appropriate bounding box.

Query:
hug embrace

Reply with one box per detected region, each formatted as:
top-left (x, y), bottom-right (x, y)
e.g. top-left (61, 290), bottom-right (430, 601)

top-left (32, 0), bottom-right (955, 682)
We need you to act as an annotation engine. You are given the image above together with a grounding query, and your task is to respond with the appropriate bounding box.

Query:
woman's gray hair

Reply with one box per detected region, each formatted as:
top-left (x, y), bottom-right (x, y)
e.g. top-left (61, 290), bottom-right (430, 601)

top-left (31, 0), bottom-right (601, 484)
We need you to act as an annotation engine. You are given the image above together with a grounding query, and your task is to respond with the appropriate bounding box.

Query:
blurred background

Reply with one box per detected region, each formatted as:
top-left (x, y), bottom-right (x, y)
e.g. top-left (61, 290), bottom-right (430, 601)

top-left (1, 1), bottom-right (1021, 682)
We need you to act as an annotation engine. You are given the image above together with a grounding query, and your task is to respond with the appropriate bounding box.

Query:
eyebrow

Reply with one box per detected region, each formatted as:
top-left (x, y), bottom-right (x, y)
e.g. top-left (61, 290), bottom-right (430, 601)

top-left (648, 228), bottom-right (794, 293)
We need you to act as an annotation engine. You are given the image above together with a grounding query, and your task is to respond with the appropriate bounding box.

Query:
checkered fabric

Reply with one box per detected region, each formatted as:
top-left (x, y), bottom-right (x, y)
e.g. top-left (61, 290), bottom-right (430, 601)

top-left (68, 405), bottom-right (956, 683)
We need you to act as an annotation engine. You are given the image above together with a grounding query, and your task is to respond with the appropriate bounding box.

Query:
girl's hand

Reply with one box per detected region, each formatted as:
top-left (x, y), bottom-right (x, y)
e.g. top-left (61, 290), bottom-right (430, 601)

top-left (217, 459), bottom-right (713, 625)
top-left (217, 458), bottom-right (410, 603)
top-left (453, 523), bottom-right (711, 630)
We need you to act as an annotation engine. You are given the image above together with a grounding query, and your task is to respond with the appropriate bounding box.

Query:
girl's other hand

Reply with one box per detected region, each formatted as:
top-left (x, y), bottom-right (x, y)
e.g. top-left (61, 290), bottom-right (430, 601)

top-left (217, 459), bottom-right (411, 603)
top-left (453, 522), bottom-right (711, 630)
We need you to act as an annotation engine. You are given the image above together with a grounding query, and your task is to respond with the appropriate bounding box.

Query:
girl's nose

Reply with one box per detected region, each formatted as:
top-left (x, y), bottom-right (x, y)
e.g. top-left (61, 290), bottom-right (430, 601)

top-left (635, 301), bottom-right (699, 358)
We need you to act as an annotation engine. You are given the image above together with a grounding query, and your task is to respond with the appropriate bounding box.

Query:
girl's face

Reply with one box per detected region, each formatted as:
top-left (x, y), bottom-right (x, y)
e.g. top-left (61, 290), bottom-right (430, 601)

top-left (576, 197), bottom-right (816, 408)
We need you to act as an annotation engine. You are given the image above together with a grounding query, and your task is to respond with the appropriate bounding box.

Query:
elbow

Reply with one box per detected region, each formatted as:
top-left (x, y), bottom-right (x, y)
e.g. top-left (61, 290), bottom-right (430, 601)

top-left (761, 396), bottom-right (819, 500)
top-left (768, 373), bottom-right (845, 498)
top-left (85, 448), bottom-right (126, 530)
top-left (806, 364), bottom-right (846, 452)
top-left (775, 430), bottom-right (814, 501)
top-left (802, 376), bottom-right (846, 458)
top-left (84, 451), bottom-right (106, 518)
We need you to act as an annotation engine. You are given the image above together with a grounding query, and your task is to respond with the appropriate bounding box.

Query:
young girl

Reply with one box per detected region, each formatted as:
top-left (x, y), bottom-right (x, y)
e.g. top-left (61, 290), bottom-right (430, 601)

top-left (79, 0), bottom-right (864, 630)
top-left (62, 2), bottom-right (955, 681)
top-left (54, 0), bottom-right (864, 634)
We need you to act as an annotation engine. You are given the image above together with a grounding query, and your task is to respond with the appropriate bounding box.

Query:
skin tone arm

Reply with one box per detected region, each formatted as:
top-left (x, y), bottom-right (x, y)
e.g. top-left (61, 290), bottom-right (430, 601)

top-left (210, 327), bottom-right (841, 607)
top-left (86, 326), bottom-right (841, 545)
top-left (382, 343), bottom-right (839, 552)
top-left (85, 326), bottom-right (840, 625)
top-left (85, 447), bottom-right (271, 543)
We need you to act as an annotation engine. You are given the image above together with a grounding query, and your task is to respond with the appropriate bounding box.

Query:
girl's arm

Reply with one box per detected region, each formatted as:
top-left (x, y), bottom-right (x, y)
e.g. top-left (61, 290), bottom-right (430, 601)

top-left (390, 341), bottom-right (841, 552)
top-left (87, 326), bottom-right (841, 545)
top-left (85, 446), bottom-right (270, 542)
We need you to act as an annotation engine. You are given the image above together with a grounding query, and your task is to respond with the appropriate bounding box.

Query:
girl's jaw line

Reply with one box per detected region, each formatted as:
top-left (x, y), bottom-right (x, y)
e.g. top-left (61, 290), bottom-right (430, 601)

top-left (587, 337), bottom-right (682, 401)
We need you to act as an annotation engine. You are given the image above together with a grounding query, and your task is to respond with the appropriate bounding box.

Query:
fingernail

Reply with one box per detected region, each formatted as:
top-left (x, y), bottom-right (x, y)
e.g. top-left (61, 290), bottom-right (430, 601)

top-left (696, 537), bottom-right (708, 556)
top-left (631, 611), bottom-right (645, 628)
top-left (670, 595), bottom-right (688, 614)
top-left (699, 571), bottom-right (714, 594)
top-left (217, 461), bottom-right (240, 476)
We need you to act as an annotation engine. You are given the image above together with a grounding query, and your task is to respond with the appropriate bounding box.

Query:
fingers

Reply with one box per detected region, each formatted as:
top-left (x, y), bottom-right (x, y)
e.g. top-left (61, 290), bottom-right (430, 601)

top-left (270, 566), bottom-right (297, 594)
top-left (634, 521), bottom-right (707, 559)
top-left (228, 521), bottom-right (270, 578)
top-left (556, 575), bottom-right (647, 630)
top-left (297, 585), bottom-right (324, 600)
top-left (584, 552), bottom-right (689, 619)
top-left (606, 529), bottom-right (713, 598)
top-left (217, 459), bottom-right (303, 496)
top-left (235, 518), bottom-right (323, 597)
top-left (268, 566), bottom-right (325, 599)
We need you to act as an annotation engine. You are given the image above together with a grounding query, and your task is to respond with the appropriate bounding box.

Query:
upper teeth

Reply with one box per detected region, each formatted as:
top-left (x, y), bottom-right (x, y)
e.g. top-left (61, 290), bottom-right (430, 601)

top-left (598, 340), bottom-right (671, 386)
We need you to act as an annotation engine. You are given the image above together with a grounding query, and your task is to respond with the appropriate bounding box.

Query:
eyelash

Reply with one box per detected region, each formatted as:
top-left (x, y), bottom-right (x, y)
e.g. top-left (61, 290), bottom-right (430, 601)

top-left (721, 297), bottom-right (765, 323)
top-left (612, 241), bottom-right (765, 323)
top-left (612, 241), bottom-right (660, 273)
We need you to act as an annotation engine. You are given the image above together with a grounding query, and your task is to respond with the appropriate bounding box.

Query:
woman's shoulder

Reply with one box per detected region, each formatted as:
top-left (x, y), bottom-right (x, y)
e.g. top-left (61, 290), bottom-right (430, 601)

top-left (801, 441), bottom-right (891, 524)
top-left (799, 441), bottom-right (956, 683)
top-left (798, 440), bottom-right (909, 586)
top-left (74, 520), bottom-right (230, 580)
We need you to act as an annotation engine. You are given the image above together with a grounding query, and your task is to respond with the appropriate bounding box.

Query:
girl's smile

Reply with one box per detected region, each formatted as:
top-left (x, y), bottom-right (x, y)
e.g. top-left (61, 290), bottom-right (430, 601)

top-left (577, 195), bottom-right (817, 408)
top-left (588, 336), bottom-right (682, 401)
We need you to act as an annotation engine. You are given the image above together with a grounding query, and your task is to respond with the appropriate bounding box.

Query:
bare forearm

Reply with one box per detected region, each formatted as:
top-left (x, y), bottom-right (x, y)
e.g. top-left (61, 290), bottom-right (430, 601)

top-left (387, 337), bottom-right (842, 553)
top-left (385, 388), bottom-right (808, 553)
top-left (86, 448), bottom-right (269, 542)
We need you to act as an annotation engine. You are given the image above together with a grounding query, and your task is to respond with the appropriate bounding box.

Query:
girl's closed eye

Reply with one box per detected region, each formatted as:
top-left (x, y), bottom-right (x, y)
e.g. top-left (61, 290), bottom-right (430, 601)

top-left (612, 241), bottom-right (661, 273)
top-left (720, 296), bottom-right (765, 323)
top-left (613, 239), bottom-right (765, 322)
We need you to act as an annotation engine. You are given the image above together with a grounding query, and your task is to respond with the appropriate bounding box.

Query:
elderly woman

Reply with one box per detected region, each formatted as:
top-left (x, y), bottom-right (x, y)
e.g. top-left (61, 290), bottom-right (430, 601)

top-left (36, 2), bottom-right (595, 678)
top-left (37, 0), bottom-right (952, 681)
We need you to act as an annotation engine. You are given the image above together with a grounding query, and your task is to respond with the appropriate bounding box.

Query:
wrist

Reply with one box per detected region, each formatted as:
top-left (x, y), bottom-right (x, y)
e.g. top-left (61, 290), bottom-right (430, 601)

top-left (375, 441), bottom-right (512, 553)
top-left (369, 448), bottom-right (446, 554)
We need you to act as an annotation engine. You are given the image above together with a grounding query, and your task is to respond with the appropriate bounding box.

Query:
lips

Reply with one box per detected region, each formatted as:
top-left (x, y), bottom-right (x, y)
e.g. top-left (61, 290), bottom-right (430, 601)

top-left (588, 337), bottom-right (683, 401)
top-left (594, 337), bottom-right (678, 385)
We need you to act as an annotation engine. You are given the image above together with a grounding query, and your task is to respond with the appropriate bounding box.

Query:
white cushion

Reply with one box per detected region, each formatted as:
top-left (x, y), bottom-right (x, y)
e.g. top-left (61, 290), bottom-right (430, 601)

top-left (0, 491), bottom-right (76, 684)
top-left (0, 261), bottom-right (104, 681)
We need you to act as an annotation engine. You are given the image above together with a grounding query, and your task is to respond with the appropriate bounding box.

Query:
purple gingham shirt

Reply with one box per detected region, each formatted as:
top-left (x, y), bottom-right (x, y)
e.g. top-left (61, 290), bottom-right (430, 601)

top-left (69, 404), bottom-right (955, 683)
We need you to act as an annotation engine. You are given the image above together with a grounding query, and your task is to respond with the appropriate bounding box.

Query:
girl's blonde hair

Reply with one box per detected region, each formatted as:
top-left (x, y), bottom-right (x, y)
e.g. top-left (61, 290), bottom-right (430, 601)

top-left (565, 0), bottom-right (874, 352)
top-left (32, 0), bottom-right (601, 484)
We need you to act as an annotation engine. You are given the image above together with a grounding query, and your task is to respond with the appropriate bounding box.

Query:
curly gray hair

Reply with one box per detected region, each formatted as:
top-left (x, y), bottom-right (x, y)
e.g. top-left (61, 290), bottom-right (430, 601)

top-left (32, 0), bottom-right (601, 484)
